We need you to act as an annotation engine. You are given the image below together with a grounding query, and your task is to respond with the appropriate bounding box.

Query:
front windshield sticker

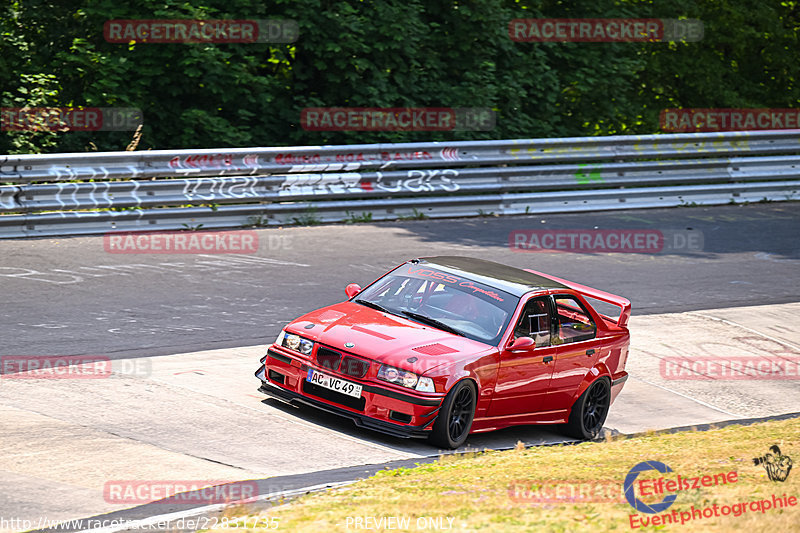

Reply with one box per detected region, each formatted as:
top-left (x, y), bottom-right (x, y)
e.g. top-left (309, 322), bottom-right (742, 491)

top-left (407, 265), bottom-right (506, 302)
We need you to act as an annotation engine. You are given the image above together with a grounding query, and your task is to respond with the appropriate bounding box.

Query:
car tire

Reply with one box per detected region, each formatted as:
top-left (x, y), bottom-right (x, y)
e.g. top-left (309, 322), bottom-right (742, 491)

top-left (428, 379), bottom-right (477, 449)
top-left (563, 377), bottom-right (610, 440)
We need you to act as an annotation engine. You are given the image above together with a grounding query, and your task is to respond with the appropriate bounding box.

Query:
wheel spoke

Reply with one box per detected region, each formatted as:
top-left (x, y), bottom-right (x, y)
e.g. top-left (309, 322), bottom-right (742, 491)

top-left (582, 381), bottom-right (610, 434)
top-left (447, 386), bottom-right (474, 440)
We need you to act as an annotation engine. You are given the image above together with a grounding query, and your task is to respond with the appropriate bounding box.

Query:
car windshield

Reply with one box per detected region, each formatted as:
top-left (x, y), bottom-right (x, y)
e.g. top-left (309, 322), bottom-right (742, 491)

top-left (353, 263), bottom-right (518, 345)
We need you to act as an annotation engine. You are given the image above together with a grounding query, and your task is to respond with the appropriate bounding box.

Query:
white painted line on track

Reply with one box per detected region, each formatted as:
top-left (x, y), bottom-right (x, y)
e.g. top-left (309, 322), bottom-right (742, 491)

top-left (628, 375), bottom-right (738, 417)
top-left (687, 311), bottom-right (800, 352)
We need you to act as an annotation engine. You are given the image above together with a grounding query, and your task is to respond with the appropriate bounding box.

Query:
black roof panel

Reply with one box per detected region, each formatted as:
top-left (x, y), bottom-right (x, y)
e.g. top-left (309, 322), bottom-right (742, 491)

top-left (417, 256), bottom-right (567, 297)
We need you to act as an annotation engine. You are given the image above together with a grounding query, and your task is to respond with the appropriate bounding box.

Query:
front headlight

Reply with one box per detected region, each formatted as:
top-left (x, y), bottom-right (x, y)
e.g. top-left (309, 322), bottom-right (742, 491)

top-left (277, 330), bottom-right (314, 356)
top-left (378, 364), bottom-right (435, 392)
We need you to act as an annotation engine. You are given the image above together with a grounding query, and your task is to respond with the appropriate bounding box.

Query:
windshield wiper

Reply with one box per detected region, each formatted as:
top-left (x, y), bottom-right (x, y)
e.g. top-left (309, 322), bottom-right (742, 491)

top-left (355, 299), bottom-right (392, 314)
top-left (400, 310), bottom-right (466, 337)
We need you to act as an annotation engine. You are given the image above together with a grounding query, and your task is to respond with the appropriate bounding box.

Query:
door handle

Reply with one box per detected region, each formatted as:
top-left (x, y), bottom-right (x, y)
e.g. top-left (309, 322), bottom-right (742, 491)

top-left (543, 355), bottom-right (554, 363)
top-left (586, 349), bottom-right (595, 356)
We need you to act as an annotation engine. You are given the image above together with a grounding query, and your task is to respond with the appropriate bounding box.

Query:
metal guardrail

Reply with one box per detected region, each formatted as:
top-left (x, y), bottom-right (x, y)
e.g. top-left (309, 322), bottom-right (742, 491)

top-left (1, 130), bottom-right (798, 238)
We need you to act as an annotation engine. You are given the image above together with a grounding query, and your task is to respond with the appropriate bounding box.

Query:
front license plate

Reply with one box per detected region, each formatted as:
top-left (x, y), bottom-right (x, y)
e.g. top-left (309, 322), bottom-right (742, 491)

top-left (306, 369), bottom-right (363, 398)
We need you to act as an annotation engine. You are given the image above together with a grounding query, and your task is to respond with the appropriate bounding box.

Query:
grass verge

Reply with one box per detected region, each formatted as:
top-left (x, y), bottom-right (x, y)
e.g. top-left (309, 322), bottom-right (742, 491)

top-left (209, 418), bottom-right (799, 532)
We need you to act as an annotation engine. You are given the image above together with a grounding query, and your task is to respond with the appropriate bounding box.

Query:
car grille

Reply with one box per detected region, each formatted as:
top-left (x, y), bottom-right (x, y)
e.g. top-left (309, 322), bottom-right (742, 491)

top-left (315, 345), bottom-right (371, 379)
top-left (339, 356), bottom-right (370, 378)
top-left (316, 346), bottom-right (341, 371)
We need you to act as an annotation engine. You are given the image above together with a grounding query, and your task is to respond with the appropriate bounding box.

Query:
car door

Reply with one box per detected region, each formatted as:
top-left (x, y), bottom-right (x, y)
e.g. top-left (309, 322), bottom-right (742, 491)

top-left (547, 294), bottom-right (603, 410)
top-left (488, 296), bottom-right (557, 417)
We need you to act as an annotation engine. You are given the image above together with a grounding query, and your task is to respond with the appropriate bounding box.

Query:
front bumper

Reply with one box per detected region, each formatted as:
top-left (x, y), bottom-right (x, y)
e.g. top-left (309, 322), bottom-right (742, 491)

top-left (254, 348), bottom-right (443, 439)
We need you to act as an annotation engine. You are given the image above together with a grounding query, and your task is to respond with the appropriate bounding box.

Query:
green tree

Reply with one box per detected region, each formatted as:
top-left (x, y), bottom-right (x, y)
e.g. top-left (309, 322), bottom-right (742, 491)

top-left (2, 0), bottom-right (799, 154)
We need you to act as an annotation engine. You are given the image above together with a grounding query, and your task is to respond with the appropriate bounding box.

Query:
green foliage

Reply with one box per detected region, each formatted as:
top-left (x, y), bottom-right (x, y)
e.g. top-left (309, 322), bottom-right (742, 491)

top-left (245, 214), bottom-right (270, 227)
top-left (291, 206), bottom-right (321, 225)
top-left (2, 0), bottom-right (800, 154)
top-left (180, 222), bottom-right (205, 230)
top-left (399, 208), bottom-right (428, 220)
top-left (345, 210), bottom-right (373, 223)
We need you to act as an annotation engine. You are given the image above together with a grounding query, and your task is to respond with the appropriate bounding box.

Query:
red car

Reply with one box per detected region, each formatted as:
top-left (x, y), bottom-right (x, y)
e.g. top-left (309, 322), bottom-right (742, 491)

top-left (255, 256), bottom-right (630, 448)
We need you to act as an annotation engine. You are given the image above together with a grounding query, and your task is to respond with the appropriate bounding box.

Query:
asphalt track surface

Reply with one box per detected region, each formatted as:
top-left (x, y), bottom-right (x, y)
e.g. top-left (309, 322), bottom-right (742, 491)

top-left (2, 203), bottom-right (798, 360)
top-left (1, 203), bottom-right (799, 531)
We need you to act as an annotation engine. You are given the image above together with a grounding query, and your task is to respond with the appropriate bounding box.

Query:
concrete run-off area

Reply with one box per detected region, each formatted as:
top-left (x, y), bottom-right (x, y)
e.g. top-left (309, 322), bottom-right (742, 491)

top-left (0, 302), bottom-right (798, 530)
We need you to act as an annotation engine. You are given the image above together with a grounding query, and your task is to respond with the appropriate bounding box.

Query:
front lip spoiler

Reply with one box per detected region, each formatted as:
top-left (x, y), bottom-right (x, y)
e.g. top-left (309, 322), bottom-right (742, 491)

top-left (254, 368), bottom-right (437, 440)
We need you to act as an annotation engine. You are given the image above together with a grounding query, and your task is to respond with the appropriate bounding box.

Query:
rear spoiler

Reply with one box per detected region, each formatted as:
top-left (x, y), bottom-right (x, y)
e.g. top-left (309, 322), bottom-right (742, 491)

top-left (524, 269), bottom-right (631, 328)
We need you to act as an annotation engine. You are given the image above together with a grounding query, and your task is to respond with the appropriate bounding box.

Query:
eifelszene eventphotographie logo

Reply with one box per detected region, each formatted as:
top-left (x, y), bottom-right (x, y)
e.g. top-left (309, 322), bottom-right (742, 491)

top-left (753, 445), bottom-right (793, 482)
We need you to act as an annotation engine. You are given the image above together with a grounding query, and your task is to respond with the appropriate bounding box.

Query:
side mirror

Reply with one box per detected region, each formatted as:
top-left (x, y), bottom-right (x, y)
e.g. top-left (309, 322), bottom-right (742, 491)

top-left (345, 283), bottom-right (362, 299)
top-left (509, 336), bottom-right (534, 351)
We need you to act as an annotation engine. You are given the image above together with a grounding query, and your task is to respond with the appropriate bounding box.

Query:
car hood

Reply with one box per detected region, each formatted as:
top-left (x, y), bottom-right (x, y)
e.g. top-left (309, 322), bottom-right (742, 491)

top-left (284, 301), bottom-right (494, 374)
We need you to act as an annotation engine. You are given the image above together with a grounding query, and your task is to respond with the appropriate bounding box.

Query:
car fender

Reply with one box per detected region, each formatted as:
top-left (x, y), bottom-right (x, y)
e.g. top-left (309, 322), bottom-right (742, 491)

top-left (426, 363), bottom-right (480, 393)
top-left (425, 352), bottom-right (499, 415)
top-left (570, 362), bottom-right (612, 407)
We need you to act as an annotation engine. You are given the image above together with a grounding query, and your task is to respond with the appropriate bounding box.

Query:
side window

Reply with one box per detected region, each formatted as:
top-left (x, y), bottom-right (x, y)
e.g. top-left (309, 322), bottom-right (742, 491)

top-left (554, 295), bottom-right (596, 344)
top-left (513, 297), bottom-right (552, 348)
